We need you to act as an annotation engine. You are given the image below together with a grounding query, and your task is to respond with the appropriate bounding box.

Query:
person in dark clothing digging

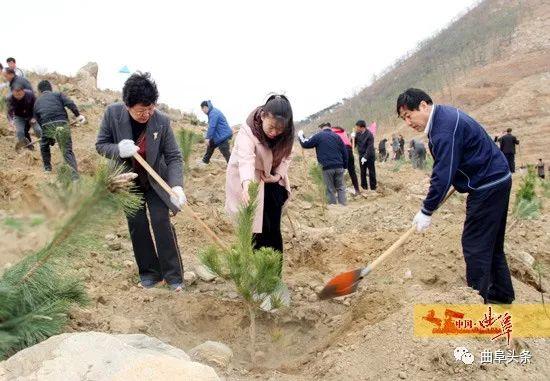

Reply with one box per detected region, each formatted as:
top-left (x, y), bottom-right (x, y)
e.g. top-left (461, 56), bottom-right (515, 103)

top-left (33, 80), bottom-right (85, 177)
top-left (7, 82), bottom-right (42, 150)
top-left (397, 88), bottom-right (514, 304)
top-left (497, 128), bottom-right (519, 173)
top-left (355, 120), bottom-right (377, 191)
top-left (200, 100), bottom-right (233, 164)
top-left (298, 123), bottom-right (348, 205)
top-left (96, 72), bottom-right (186, 291)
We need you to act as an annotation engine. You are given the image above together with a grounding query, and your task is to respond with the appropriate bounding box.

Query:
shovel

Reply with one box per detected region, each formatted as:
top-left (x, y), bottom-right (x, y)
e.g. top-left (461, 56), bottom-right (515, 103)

top-left (132, 153), bottom-right (229, 251)
top-left (318, 188), bottom-right (456, 300)
top-left (15, 137), bottom-right (36, 152)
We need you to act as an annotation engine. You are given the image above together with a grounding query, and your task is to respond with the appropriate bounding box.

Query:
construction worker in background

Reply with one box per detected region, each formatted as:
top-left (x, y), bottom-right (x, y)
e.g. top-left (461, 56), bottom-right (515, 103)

top-left (200, 100), bottom-right (232, 165)
top-left (397, 88), bottom-right (514, 304)
top-left (497, 128), bottom-right (519, 173)
top-left (7, 82), bottom-right (42, 149)
top-left (3, 67), bottom-right (32, 92)
top-left (6, 57), bottom-right (25, 78)
top-left (332, 124), bottom-right (360, 195)
top-left (298, 122), bottom-right (348, 206)
top-left (378, 137), bottom-right (388, 162)
top-left (355, 120), bottom-right (377, 192)
top-left (33, 80), bottom-right (85, 177)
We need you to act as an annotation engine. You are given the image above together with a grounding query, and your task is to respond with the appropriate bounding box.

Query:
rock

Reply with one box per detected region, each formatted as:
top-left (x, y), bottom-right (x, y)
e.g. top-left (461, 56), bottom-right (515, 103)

top-left (194, 264), bottom-right (217, 282)
top-left (96, 295), bottom-right (108, 305)
top-left (189, 341), bottom-right (233, 369)
top-left (398, 371), bottom-right (407, 379)
top-left (0, 332), bottom-right (220, 381)
top-left (183, 271), bottom-right (198, 286)
top-left (104, 233), bottom-right (117, 241)
top-left (518, 251), bottom-right (535, 267)
top-left (76, 62), bottom-right (98, 91)
top-left (108, 241), bottom-right (122, 251)
top-left (123, 260), bottom-right (134, 269)
top-left (420, 273), bottom-right (439, 285)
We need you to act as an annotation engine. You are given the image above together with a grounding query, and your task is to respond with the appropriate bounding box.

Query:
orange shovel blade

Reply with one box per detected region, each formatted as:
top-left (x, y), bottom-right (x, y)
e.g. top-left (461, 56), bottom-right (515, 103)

top-left (318, 268), bottom-right (363, 300)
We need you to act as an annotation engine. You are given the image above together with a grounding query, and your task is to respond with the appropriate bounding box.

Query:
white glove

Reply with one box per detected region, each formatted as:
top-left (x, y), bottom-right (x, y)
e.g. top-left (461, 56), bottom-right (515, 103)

top-left (75, 115), bottom-right (86, 124)
top-left (118, 139), bottom-right (139, 158)
top-left (412, 210), bottom-right (432, 232)
top-left (360, 157), bottom-right (367, 165)
top-left (297, 130), bottom-right (306, 143)
top-left (170, 186), bottom-right (187, 209)
top-left (350, 132), bottom-right (356, 139)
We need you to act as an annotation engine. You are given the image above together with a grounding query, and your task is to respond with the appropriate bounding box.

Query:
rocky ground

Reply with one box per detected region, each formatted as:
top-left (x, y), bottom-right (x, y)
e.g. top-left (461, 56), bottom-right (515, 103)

top-left (0, 66), bottom-right (549, 380)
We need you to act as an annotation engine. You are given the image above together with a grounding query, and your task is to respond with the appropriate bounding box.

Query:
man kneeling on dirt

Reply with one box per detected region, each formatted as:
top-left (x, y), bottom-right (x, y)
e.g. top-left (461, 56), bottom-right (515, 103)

top-left (96, 72), bottom-right (186, 292)
top-left (397, 88), bottom-right (514, 304)
top-left (33, 80), bottom-right (85, 177)
top-left (7, 82), bottom-right (42, 150)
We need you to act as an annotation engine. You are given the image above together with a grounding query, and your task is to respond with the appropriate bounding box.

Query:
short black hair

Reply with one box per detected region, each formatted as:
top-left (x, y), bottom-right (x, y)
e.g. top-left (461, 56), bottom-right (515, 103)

top-left (11, 80), bottom-right (25, 91)
top-left (200, 101), bottom-right (209, 108)
top-left (318, 122), bottom-right (331, 128)
top-left (6, 57), bottom-right (15, 63)
top-left (396, 88), bottom-right (433, 116)
top-left (4, 67), bottom-right (15, 75)
top-left (38, 80), bottom-right (53, 92)
top-left (122, 72), bottom-right (159, 107)
top-left (506, 128), bottom-right (512, 133)
top-left (355, 120), bottom-right (366, 128)
top-left (38, 79), bottom-right (53, 93)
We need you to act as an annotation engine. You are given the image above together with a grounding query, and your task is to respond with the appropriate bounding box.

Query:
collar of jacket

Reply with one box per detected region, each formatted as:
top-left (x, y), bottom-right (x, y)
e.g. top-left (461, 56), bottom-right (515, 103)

top-left (424, 104), bottom-right (436, 135)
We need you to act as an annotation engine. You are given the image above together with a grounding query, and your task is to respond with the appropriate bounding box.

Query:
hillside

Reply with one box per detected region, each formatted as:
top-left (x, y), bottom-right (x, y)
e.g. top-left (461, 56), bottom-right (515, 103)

top-left (299, 0), bottom-right (550, 164)
top-left (0, 61), bottom-right (549, 379)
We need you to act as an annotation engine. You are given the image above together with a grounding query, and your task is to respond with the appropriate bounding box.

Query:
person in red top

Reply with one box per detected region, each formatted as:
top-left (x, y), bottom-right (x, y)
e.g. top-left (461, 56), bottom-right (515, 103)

top-left (330, 124), bottom-right (360, 194)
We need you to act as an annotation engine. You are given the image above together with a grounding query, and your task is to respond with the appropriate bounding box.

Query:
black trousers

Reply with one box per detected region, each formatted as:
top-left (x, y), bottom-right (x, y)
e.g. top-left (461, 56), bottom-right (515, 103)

top-left (203, 138), bottom-right (231, 163)
top-left (379, 149), bottom-right (388, 162)
top-left (126, 188), bottom-right (183, 285)
top-left (40, 123), bottom-right (79, 178)
top-left (360, 156), bottom-right (377, 190)
top-left (504, 153), bottom-right (515, 173)
top-left (346, 146), bottom-right (359, 192)
top-left (462, 178), bottom-right (515, 304)
top-left (253, 183), bottom-right (288, 276)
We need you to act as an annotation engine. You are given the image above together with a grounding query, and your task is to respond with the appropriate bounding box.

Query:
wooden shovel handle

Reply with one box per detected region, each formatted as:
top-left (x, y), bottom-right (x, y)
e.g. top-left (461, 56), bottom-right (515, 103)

top-left (366, 188), bottom-right (456, 274)
top-left (133, 153), bottom-right (229, 251)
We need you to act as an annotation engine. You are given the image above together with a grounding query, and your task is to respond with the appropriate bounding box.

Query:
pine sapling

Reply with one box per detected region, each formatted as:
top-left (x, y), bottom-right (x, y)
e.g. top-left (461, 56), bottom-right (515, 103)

top-left (309, 163), bottom-right (327, 208)
top-left (177, 128), bottom-right (201, 169)
top-left (199, 182), bottom-right (285, 361)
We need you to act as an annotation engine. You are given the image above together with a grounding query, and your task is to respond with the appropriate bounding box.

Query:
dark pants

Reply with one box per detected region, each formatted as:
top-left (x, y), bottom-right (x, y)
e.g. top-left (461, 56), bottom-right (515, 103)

top-left (346, 146), bottom-right (359, 192)
top-left (360, 156), bottom-right (377, 190)
top-left (127, 188), bottom-right (183, 285)
top-left (14, 116), bottom-right (42, 144)
top-left (40, 123), bottom-right (79, 178)
top-left (203, 138), bottom-right (231, 163)
top-left (379, 149), bottom-right (388, 162)
top-left (253, 183), bottom-right (288, 276)
top-left (504, 153), bottom-right (515, 173)
top-left (322, 168), bottom-right (346, 205)
top-left (462, 178), bottom-right (515, 304)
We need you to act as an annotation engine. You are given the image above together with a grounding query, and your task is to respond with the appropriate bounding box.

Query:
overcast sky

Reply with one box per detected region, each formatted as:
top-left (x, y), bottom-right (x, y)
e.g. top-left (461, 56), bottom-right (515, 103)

top-left (4, 0), bottom-right (478, 124)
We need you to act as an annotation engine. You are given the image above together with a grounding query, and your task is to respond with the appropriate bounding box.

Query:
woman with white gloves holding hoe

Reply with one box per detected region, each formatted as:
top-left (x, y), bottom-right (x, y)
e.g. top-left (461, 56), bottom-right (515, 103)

top-left (96, 72), bottom-right (186, 292)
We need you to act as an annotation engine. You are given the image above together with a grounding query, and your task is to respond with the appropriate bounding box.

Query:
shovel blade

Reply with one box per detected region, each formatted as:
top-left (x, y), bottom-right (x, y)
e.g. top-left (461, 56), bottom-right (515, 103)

top-left (318, 268), bottom-right (364, 300)
top-left (15, 138), bottom-right (31, 152)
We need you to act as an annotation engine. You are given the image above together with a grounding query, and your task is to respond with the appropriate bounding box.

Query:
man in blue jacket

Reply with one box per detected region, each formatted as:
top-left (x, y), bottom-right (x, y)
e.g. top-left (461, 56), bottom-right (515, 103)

top-left (200, 100), bottom-right (232, 164)
top-left (298, 122), bottom-right (348, 205)
top-left (396, 88), bottom-right (514, 304)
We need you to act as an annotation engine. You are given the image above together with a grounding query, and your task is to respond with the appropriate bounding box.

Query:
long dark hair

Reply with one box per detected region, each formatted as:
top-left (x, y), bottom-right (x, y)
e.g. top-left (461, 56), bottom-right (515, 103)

top-left (251, 94), bottom-right (294, 169)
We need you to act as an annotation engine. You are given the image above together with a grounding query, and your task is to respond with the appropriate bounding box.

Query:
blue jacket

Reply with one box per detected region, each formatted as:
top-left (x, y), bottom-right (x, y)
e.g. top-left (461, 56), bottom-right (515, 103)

top-left (422, 105), bottom-right (511, 216)
top-left (299, 128), bottom-right (348, 170)
top-left (205, 100), bottom-right (232, 145)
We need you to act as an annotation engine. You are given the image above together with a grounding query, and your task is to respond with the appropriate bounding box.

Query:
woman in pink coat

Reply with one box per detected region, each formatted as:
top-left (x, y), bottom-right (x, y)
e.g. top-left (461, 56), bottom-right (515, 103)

top-left (225, 95), bottom-right (294, 274)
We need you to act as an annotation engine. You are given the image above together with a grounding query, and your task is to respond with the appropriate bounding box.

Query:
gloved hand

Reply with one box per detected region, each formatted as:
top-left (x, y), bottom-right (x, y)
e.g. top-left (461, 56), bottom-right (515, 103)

top-left (170, 186), bottom-right (187, 209)
top-left (297, 130), bottom-right (304, 138)
top-left (360, 156), bottom-right (367, 165)
top-left (350, 132), bottom-right (356, 139)
top-left (75, 115), bottom-right (86, 124)
top-left (412, 210), bottom-right (432, 232)
top-left (118, 139), bottom-right (139, 158)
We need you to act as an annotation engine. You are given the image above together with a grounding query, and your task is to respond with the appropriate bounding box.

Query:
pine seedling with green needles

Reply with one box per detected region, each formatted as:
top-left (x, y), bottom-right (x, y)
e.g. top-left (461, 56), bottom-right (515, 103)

top-left (0, 161), bottom-right (142, 358)
top-left (177, 128), bottom-right (201, 169)
top-left (309, 163), bottom-right (327, 208)
top-left (392, 156), bottom-right (406, 172)
top-left (199, 181), bottom-right (285, 361)
top-left (513, 166), bottom-right (540, 220)
top-left (43, 122), bottom-right (71, 153)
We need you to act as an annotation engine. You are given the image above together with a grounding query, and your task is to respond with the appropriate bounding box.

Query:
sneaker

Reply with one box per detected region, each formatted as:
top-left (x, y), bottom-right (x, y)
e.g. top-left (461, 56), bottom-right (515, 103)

top-left (139, 279), bottom-right (163, 289)
top-left (196, 159), bottom-right (208, 167)
top-left (169, 282), bottom-right (184, 292)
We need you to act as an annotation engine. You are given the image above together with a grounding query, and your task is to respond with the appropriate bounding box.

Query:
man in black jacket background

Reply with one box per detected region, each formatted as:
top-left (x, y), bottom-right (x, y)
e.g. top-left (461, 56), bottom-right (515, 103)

top-left (33, 80), bottom-right (85, 176)
top-left (3, 67), bottom-right (33, 92)
top-left (298, 123), bottom-right (348, 205)
top-left (497, 128), bottom-right (519, 173)
top-left (355, 120), bottom-right (377, 191)
top-left (7, 84), bottom-right (42, 148)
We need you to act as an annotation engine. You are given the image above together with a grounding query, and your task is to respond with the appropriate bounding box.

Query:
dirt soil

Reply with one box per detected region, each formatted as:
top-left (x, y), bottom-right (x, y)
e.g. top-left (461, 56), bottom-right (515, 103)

top-left (1, 3), bottom-right (550, 377)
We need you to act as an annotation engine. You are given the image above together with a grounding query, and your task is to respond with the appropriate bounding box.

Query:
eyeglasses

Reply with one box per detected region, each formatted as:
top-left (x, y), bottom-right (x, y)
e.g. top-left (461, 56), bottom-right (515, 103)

top-left (130, 105), bottom-right (156, 117)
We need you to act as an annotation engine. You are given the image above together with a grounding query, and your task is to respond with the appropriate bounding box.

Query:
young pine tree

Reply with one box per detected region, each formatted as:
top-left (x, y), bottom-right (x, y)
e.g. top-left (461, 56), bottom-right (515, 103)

top-left (200, 182), bottom-right (285, 361)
